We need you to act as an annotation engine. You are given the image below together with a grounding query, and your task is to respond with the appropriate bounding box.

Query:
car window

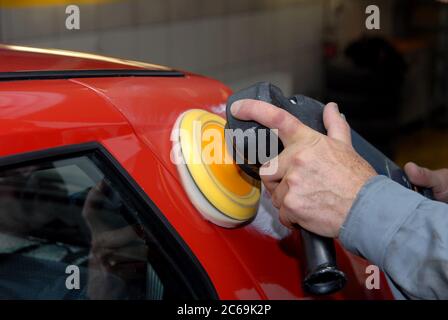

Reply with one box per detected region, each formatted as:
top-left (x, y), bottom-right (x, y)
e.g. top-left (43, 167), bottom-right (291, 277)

top-left (0, 151), bottom-right (198, 300)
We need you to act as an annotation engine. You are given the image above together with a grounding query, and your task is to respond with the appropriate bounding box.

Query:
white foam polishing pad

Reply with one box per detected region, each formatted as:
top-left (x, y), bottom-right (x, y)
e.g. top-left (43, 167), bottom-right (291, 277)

top-left (172, 109), bottom-right (260, 228)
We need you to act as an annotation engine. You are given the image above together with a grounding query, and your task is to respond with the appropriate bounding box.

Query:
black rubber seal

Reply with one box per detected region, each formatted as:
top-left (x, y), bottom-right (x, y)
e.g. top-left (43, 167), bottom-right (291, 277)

top-left (0, 69), bottom-right (184, 82)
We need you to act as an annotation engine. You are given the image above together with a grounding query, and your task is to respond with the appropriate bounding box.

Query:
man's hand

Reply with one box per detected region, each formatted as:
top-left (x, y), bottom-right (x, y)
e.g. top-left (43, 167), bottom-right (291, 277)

top-left (404, 162), bottom-right (448, 203)
top-left (230, 99), bottom-right (377, 237)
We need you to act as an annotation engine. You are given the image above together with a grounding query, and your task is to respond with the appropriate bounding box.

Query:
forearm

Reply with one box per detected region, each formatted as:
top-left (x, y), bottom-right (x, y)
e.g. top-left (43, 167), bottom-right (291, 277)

top-left (340, 175), bottom-right (448, 299)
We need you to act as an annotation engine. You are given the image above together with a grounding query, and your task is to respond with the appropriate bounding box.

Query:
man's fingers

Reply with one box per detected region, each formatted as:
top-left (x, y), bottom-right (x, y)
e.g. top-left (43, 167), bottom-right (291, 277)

top-left (278, 206), bottom-right (294, 229)
top-left (270, 178), bottom-right (290, 209)
top-left (404, 162), bottom-right (439, 189)
top-left (323, 102), bottom-right (351, 144)
top-left (404, 162), bottom-right (448, 202)
top-left (230, 99), bottom-right (309, 146)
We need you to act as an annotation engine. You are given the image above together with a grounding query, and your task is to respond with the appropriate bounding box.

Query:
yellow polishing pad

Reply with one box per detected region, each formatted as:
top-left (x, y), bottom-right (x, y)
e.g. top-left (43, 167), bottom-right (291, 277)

top-left (173, 109), bottom-right (260, 227)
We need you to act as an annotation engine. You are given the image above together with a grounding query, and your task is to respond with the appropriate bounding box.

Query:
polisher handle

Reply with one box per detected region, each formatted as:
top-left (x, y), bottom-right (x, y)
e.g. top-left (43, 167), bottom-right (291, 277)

top-left (300, 229), bottom-right (347, 295)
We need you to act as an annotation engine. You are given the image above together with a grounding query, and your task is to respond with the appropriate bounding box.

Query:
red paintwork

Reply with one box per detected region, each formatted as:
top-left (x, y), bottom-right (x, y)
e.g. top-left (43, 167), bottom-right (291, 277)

top-left (0, 46), bottom-right (393, 299)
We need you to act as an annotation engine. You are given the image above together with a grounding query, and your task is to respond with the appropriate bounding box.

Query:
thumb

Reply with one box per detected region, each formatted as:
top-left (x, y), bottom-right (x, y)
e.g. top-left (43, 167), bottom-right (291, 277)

top-left (404, 162), bottom-right (439, 189)
top-left (323, 102), bottom-right (351, 144)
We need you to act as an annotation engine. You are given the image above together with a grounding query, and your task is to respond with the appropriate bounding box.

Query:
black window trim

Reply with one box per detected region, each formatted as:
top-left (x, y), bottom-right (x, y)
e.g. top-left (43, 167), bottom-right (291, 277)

top-left (0, 69), bottom-right (184, 82)
top-left (0, 142), bottom-right (218, 300)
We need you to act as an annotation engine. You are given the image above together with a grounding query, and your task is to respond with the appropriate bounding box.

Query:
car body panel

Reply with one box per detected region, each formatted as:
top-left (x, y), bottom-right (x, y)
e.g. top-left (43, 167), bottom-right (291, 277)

top-left (0, 46), bottom-right (394, 299)
top-left (0, 79), bottom-right (132, 156)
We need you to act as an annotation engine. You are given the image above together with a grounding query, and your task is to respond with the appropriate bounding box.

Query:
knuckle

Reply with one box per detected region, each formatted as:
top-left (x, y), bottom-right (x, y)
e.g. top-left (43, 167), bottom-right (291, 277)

top-left (338, 122), bottom-right (350, 137)
top-left (283, 192), bottom-right (296, 211)
top-left (284, 116), bottom-right (301, 133)
top-left (420, 166), bottom-right (431, 176)
top-left (270, 109), bottom-right (288, 129)
top-left (285, 173), bottom-right (299, 188)
top-left (292, 152), bottom-right (304, 166)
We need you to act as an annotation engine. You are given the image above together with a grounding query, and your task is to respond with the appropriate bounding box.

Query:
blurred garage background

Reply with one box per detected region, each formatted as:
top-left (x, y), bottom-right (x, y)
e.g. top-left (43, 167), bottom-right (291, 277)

top-left (0, 0), bottom-right (447, 167)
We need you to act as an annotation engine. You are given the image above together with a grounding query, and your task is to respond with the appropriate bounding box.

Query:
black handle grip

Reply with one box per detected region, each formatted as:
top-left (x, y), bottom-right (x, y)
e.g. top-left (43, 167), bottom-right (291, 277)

top-left (301, 229), bottom-right (347, 295)
top-left (226, 82), bottom-right (347, 295)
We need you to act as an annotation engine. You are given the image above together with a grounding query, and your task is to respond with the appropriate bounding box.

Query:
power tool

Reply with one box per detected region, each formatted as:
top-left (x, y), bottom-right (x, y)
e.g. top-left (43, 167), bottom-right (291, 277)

top-left (172, 81), bottom-right (433, 296)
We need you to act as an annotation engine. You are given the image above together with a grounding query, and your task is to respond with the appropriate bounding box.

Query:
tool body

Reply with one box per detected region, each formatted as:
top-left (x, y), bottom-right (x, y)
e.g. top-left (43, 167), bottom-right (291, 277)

top-left (225, 82), bottom-right (434, 295)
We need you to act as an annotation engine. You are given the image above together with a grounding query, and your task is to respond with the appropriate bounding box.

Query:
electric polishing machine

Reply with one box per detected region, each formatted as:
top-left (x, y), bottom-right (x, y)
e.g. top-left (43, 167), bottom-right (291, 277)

top-left (172, 81), bottom-right (434, 296)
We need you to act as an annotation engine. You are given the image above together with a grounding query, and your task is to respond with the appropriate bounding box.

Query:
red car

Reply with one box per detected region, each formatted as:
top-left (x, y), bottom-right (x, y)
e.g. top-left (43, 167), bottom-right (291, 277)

top-left (0, 44), bottom-right (392, 300)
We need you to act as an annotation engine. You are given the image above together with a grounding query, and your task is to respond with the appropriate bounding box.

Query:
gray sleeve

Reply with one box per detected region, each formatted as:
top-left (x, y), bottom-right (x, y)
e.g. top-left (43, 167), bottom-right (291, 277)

top-left (339, 175), bottom-right (448, 299)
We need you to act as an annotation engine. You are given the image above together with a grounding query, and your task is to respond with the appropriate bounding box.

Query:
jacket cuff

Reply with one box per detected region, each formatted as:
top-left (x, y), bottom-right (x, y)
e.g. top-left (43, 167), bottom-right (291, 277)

top-left (339, 175), bottom-right (425, 268)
